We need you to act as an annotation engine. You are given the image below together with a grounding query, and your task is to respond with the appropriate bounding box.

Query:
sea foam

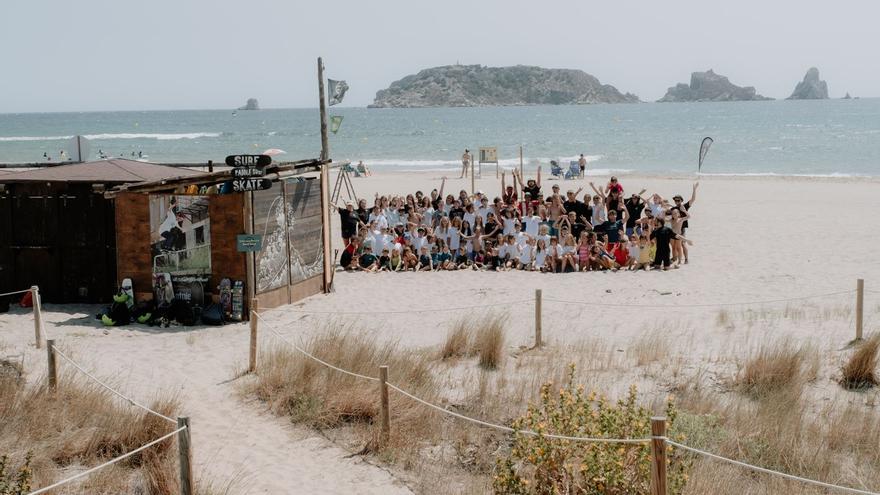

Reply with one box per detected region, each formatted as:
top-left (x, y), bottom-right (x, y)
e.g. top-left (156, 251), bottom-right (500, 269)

top-left (0, 132), bottom-right (221, 142)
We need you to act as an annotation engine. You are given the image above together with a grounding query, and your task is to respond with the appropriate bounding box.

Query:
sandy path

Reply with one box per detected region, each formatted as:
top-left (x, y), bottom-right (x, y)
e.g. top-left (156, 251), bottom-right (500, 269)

top-left (0, 309), bottom-right (412, 495)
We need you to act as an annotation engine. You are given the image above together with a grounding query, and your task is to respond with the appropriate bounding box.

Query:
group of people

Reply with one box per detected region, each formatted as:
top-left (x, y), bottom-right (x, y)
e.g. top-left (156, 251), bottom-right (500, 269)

top-left (335, 168), bottom-right (698, 273)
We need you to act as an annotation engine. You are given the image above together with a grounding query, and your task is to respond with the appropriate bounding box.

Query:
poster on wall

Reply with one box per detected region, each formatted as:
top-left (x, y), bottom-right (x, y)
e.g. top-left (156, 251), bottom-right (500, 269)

top-left (286, 178), bottom-right (324, 284)
top-left (253, 185), bottom-right (290, 293)
top-left (149, 195), bottom-right (212, 303)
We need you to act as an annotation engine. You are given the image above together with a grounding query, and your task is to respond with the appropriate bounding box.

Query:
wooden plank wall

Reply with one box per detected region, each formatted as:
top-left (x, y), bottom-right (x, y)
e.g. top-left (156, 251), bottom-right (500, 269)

top-left (115, 192), bottom-right (152, 298)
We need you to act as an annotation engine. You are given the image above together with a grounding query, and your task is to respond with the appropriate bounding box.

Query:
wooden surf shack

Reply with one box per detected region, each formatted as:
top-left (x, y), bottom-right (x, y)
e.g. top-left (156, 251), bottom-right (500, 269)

top-left (107, 157), bottom-right (334, 313)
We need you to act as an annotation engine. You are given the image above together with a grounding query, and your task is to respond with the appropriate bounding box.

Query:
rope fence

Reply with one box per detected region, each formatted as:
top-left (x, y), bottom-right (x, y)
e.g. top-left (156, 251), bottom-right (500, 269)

top-left (248, 285), bottom-right (879, 495)
top-left (259, 298), bottom-right (535, 316)
top-left (27, 425), bottom-right (187, 495)
top-left (0, 288), bottom-right (33, 298)
top-left (665, 439), bottom-right (880, 495)
top-left (52, 346), bottom-right (177, 424)
top-left (544, 289), bottom-right (855, 309)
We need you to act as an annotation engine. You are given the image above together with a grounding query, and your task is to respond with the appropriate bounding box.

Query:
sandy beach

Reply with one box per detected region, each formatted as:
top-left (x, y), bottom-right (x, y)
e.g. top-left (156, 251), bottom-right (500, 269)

top-left (2, 171), bottom-right (879, 493)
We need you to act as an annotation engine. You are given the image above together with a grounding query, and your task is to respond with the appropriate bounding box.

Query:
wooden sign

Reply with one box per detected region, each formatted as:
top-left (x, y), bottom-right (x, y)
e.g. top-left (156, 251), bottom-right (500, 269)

top-left (230, 179), bottom-right (272, 192)
top-left (232, 167), bottom-right (265, 178)
top-left (226, 155), bottom-right (271, 167)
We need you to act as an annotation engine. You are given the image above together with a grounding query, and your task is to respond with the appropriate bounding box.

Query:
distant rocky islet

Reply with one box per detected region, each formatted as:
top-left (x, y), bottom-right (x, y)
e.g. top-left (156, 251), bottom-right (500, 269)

top-left (371, 65), bottom-right (845, 107)
top-left (369, 65), bottom-right (639, 108)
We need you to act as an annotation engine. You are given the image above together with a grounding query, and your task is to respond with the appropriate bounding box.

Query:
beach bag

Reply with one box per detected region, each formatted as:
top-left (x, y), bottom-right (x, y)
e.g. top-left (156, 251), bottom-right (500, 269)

top-left (201, 303), bottom-right (224, 326)
top-left (170, 298), bottom-right (196, 326)
top-left (20, 291), bottom-right (33, 308)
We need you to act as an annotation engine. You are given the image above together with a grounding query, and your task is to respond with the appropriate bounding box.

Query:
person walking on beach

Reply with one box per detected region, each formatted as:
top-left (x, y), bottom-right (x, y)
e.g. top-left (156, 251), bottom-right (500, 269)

top-left (459, 149), bottom-right (471, 179)
top-left (578, 154), bottom-right (587, 178)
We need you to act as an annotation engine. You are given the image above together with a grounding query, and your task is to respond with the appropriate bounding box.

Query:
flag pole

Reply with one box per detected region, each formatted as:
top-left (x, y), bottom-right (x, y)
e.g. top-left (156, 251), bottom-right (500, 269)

top-left (318, 57), bottom-right (330, 162)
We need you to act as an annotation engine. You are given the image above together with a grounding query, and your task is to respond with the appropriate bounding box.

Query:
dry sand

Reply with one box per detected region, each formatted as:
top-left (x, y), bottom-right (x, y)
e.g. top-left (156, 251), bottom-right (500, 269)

top-left (2, 171), bottom-right (879, 493)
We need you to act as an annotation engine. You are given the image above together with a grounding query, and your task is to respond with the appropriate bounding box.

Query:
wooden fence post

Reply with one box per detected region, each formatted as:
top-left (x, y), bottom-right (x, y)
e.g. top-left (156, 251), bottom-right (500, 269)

top-left (534, 289), bottom-right (543, 347)
top-left (650, 417), bottom-right (668, 495)
top-left (249, 298), bottom-right (259, 373)
top-left (177, 417), bottom-right (193, 495)
top-left (856, 279), bottom-right (864, 341)
top-left (31, 286), bottom-right (43, 349)
top-left (46, 339), bottom-right (57, 391)
top-left (379, 365), bottom-right (390, 448)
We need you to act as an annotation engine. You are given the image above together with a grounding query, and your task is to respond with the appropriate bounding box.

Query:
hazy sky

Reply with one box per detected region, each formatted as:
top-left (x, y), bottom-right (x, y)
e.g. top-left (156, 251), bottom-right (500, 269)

top-left (2, 0), bottom-right (877, 112)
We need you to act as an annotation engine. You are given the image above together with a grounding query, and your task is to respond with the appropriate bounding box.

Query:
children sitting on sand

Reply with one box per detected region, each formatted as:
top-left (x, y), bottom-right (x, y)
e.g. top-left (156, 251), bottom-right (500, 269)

top-left (337, 175), bottom-right (697, 273)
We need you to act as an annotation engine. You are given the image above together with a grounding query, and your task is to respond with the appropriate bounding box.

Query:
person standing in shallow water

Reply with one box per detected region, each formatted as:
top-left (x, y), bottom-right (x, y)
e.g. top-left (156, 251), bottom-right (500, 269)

top-left (459, 149), bottom-right (471, 179)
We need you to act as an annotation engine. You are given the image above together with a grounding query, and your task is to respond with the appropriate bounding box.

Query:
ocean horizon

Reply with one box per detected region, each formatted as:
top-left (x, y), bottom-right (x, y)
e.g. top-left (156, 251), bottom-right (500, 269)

top-left (2, 99), bottom-right (879, 177)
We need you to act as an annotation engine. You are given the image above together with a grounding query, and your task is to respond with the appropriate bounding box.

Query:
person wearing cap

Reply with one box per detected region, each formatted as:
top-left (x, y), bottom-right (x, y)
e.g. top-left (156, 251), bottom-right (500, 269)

top-left (623, 189), bottom-right (648, 237)
top-left (550, 183), bottom-right (561, 200)
top-left (513, 166), bottom-right (542, 199)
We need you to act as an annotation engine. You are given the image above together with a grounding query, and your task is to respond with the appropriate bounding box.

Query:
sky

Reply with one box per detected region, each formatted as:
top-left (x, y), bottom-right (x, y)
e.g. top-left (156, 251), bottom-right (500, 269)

top-left (1, 0), bottom-right (878, 112)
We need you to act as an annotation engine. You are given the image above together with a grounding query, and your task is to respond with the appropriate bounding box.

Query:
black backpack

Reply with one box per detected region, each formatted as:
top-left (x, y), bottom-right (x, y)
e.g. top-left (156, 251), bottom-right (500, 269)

top-left (201, 303), bottom-right (224, 326)
top-left (170, 298), bottom-right (196, 326)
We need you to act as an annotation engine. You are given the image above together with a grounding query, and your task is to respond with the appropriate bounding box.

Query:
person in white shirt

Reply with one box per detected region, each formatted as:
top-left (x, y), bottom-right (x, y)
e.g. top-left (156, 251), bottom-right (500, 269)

top-left (518, 237), bottom-right (535, 270)
top-left (523, 207), bottom-right (542, 237)
top-left (534, 238), bottom-right (548, 271)
top-left (447, 217), bottom-right (462, 252)
top-left (369, 206), bottom-right (389, 230)
top-left (501, 209), bottom-right (517, 235)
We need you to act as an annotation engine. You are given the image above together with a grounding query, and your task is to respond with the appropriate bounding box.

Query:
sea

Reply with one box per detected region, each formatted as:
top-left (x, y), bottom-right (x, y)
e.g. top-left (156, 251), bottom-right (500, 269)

top-left (1, 99), bottom-right (878, 177)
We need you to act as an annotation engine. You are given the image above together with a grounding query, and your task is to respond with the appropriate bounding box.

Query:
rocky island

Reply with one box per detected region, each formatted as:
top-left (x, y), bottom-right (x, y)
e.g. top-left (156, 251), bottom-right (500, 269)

top-left (658, 70), bottom-right (772, 102)
top-left (238, 98), bottom-right (260, 110)
top-left (787, 67), bottom-right (829, 100)
top-left (369, 65), bottom-right (639, 108)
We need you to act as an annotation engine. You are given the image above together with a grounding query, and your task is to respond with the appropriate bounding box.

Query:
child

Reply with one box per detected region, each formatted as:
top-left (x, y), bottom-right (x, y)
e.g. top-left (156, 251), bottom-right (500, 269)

top-left (577, 234), bottom-right (592, 272)
top-left (473, 248), bottom-right (486, 270)
top-left (499, 234), bottom-right (519, 270)
top-left (560, 234), bottom-right (578, 272)
top-left (534, 238), bottom-right (548, 272)
top-left (389, 247), bottom-right (403, 272)
top-left (402, 246), bottom-right (419, 271)
top-left (632, 235), bottom-right (653, 271)
top-left (418, 246), bottom-right (433, 271)
top-left (626, 235), bottom-right (640, 270)
top-left (378, 248), bottom-right (391, 271)
top-left (455, 246), bottom-right (470, 269)
top-left (612, 237), bottom-right (630, 268)
top-left (357, 246), bottom-right (379, 272)
top-left (547, 236), bottom-right (560, 273)
top-left (518, 237), bottom-right (535, 270)
top-left (436, 244), bottom-right (454, 270)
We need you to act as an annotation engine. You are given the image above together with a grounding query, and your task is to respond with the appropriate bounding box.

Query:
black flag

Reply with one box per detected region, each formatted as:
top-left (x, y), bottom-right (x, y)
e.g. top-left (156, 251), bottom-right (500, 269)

top-left (698, 137), bottom-right (713, 172)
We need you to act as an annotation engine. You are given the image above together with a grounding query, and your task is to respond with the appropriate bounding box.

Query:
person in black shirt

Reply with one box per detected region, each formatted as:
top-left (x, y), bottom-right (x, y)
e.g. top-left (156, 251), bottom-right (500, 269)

top-left (563, 188), bottom-right (588, 223)
top-left (448, 200), bottom-right (465, 221)
top-left (355, 198), bottom-right (369, 225)
top-left (670, 182), bottom-right (698, 263)
top-left (596, 209), bottom-right (624, 245)
top-left (513, 166), bottom-right (542, 199)
top-left (623, 190), bottom-right (647, 236)
top-left (335, 201), bottom-right (363, 245)
top-left (649, 218), bottom-right (692, 270)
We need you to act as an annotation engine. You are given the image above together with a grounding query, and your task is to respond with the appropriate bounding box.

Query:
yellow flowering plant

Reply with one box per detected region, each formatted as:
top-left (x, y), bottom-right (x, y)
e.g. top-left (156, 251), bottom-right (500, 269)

top-left (493, 365), bottom-right (689, 494)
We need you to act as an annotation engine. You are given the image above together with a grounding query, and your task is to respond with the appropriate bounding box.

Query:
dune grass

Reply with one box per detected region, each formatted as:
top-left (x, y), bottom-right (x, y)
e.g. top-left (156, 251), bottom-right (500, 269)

top-left (0, 368), bottom-right (189, 494)
top-left (734, 340), bottom-right (817, 399)
top-left (840, 334), bottom-right (880, 389)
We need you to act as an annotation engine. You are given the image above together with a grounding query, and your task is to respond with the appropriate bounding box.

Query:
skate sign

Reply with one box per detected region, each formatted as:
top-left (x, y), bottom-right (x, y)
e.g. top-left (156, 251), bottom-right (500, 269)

top-left (231, 178), bottom-right (272, 192)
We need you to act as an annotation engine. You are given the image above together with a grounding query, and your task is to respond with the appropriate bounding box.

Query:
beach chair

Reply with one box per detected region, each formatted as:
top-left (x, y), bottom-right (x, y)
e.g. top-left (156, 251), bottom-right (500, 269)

top-left (550, 160), bottom-right (564, 179)
top-left (343, 163), bottom-right (361, 177)
top-left (565, 161), bottom-right (580, 179)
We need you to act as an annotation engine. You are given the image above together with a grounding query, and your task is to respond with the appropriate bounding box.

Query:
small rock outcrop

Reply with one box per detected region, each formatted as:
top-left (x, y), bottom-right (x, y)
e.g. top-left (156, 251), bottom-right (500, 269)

top-left (369, 65), bottom-right (639, 108)
top-left (787, 68), bottom-right (829, 100)
top-left (238, 98), bottom-right (260, 110)
top-left (658, 70), bottom-right (772, 102)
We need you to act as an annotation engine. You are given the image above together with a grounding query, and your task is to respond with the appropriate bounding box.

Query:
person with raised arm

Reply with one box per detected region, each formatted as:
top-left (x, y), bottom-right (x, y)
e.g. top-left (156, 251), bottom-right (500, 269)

top-left (671, 182), bottom-right (698, 263)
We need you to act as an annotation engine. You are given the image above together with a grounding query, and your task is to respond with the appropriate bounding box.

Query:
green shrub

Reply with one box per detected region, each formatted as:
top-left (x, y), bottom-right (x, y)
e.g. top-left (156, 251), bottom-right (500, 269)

top-left (493, 365), bottom-right (690, 494)
top-left (0, 453), bottom-right (32, 495)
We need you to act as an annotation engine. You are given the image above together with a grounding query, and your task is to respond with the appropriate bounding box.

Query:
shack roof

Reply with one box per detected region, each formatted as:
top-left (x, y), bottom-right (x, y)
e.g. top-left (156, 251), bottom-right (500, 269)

top-left (0, 159), bottom-right (202, 184)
